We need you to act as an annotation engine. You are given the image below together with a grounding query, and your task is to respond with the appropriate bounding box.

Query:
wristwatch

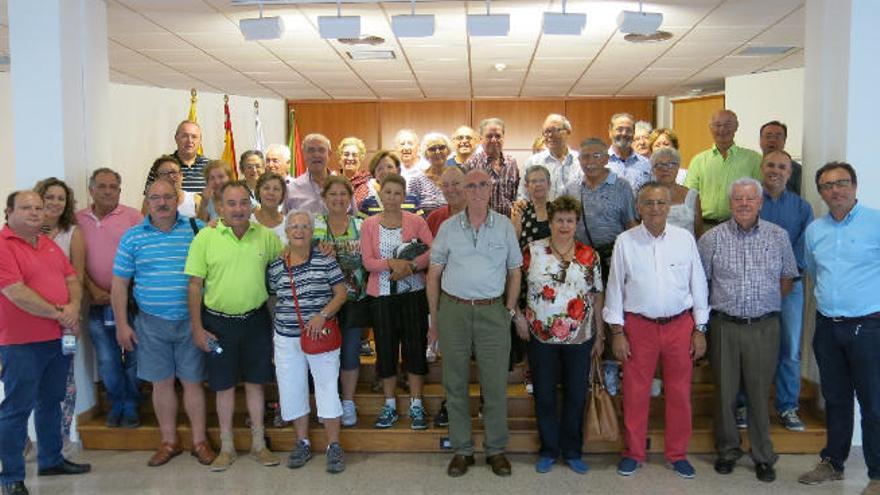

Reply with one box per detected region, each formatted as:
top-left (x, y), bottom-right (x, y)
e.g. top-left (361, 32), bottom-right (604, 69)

top-left (508, 308), bottom-right (517, 319)
top-left (694, 324), bottom-right (708, 334)
top-left (319, 310), bottom-right (331, 319)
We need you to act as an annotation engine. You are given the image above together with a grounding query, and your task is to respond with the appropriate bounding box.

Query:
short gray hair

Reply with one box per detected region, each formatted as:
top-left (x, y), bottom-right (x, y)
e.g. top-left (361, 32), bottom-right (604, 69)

top-left (728, 177), bottom-right (763, 199)
top-left (650, 147), bottom-right (681, 167)
top-left (394, 128), bottom-right (418, 144)
top-left (634, 120), bottom-right (653, 134)
top-left (302, 133), bottom-right (331, 151)
top-left (609, 113), bottom-right (635, 128)
top-left (285, 209), bottom-right (314, 229)
top-left (544, 113), bottom-right (571, 132)
top-left (479, 117), bottom-right (506, 135)
top-left (525, 164), bottom-right (551, 184)
top-left (89, 167), bottom-right (121, 188)
top-left (637, 181), bottom-right (671, 202)
top-left (420, 132), bottom-right (452, 157)
top-left (266, 143), bottom-right (291, 162)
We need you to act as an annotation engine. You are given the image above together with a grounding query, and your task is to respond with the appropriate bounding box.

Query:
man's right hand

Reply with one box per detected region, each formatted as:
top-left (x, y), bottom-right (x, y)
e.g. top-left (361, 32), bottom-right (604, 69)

top-left (612, 333), bottom-right (631, 361)
top-left (193, 326), bottom-right (218, 353)
top-left (116, 322), bottom-right (138, 352)
top-left (58, 303), bottom-right (80, 329)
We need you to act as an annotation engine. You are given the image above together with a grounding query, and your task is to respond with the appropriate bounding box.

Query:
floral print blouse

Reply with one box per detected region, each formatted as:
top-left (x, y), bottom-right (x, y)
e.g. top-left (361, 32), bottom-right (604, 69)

top-left (522, 238), bottom-right (603, 344)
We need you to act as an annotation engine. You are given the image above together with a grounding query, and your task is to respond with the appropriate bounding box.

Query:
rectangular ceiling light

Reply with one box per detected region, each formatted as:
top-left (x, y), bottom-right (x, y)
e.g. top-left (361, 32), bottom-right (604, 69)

top-left (543, 12), bottom-right (586, 35)
top-left (467, 14), bottom-right (509, 37)
top-left (318, 15), bottom-right (361, 39)
top-left (738, 46), bottom-right (796, 56)
top-left (346, 50), bottom-right (396, 60)
top-left (239, 16), bottom-right (285, 41)
top-left (392, 14), bottom-right (435, 37)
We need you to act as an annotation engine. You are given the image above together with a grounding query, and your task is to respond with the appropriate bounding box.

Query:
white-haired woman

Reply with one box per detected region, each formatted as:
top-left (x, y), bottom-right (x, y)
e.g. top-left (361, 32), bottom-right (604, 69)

top-left (651, 147), bottom-right (703, 237)
top-left (405, 132), bottom-right (449, 215)
top-left (267, 210), bottom-right (349, 474)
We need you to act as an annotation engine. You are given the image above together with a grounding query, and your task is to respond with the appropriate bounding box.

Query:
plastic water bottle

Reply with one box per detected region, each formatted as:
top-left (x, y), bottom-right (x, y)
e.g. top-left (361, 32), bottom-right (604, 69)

top-left (61, 328), bottom-right (77, 356)
top-left (603, 360), bottom-right (620, 396)
top-left (206, 337), bottom-right (223, 355)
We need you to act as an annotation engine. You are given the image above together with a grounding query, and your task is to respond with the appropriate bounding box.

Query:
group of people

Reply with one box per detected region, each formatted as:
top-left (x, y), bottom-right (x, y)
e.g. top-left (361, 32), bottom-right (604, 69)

top-left (0, 109), bottom-right (877, 495)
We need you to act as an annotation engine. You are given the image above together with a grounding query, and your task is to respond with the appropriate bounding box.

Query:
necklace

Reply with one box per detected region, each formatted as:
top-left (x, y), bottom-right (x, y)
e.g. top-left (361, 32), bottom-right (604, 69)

top-left (549, 239), bottom-right (575, 261)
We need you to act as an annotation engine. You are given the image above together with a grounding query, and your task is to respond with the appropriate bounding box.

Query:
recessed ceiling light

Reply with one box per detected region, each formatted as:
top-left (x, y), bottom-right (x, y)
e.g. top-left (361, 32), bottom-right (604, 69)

top-left (738, 46), bottom-right (796, 56)
top-left (346, 50), bottom-right (396, 60)
top-left (494, 63), bottom-right (507, 72)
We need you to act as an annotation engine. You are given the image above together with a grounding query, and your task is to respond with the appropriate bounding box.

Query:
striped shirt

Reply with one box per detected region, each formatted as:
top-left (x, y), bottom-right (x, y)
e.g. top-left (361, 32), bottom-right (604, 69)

top-left (407, 172), bottom-right (447, 214)
top-left (464, 150), bottom-right (520, 217)
top-left (113, 215), bottom-right (203, 321)
top-left (266, 249), bottom-right (344, 337)
top-left (143, 152), bottom-right (209, 194)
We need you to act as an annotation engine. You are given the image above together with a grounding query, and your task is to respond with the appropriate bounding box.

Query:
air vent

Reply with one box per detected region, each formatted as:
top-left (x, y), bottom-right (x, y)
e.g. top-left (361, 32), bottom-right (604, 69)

top-left (738, 46), bottom-right (796, 56)
top-left (346, 50), bottom-right (396, 60)
top-left (624, 30), bottom-right (673, 43)
top-left (337, 35), bottom-right (385, 46)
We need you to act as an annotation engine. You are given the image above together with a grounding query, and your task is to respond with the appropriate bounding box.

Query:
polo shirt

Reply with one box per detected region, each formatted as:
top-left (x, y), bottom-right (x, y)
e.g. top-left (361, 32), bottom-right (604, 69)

top-left (0, 226), bottom-right (76, 345)
top-left (684, 143), bottom-right (762, 221)
top-left (607, 146), bottom-right (652, 193)
top-left (519, 148), bottom-right (581, 201)
top-left (430, 209), bottom-right (522, 300)
top-left (759, 190), bottom-right (813, 270)
top-left (76, 204), bottom-right (144, 291)
top-left (184, 220), bottom-right (283, 315)
top-left (113, 214), bottom-right (204, 321)
top-left (805, 203), bottom-right (880, 317)
top-left (564, 172), bottom-right (636, 247)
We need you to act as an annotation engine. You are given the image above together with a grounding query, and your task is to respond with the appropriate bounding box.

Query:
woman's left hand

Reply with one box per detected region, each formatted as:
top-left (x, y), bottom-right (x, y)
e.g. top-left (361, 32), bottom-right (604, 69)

top-left (305, 315), bottom-right (326, 339)
top-left (387, 259), bottom-right (413, 281)
top-left (591, 337), bottom-right (604, 359)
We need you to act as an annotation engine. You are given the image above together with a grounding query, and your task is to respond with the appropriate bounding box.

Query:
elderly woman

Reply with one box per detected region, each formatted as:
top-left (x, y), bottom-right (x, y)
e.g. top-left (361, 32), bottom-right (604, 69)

top-left (633, 121), bottom-right (653, 159)
top-left (142, 155), bottom-right (201, 217)
top-left (651, 147), bottom-right (703, 238)
top-left (359, 150), bottom-right (421, 217)
top-left (239, 150), bottom-right (265, 196)
top-left (313, 176), bottom-right (369, 427)
top-left (394, 129), bottom-right (429, 179)
top-left (267, 210), bottom-right (349, 474)
top-left (511, 165), bottom-right (552, 245)
top-left (406, 132), bottom-right (449, 215)
top-left (516, 194), bottom-right (605, 475)
top-left (197, 160), bottom-right (233, 221)
top-left (251, 172), bottom-right (288, 243)
top-left (336, 137), bottom-right (371, 206)
top-left (360, 173), bottom-right (433, 430)
top-left (649, 128), bottom-right (686, 185)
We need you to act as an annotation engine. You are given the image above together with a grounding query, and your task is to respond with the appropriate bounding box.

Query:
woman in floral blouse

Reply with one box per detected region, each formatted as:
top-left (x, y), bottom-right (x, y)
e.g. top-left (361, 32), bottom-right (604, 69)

top-left (515, 194), bottom-right (606, 475)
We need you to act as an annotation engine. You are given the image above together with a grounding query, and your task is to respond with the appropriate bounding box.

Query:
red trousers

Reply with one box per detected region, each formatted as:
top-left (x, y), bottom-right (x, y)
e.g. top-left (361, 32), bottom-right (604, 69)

top-left (622, 312), bottom-right (694, 462)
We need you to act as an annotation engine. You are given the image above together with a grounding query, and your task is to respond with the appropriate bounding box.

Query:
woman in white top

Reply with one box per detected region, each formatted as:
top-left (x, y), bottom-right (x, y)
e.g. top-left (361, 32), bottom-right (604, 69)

top-left (650, 147), bottom-right (703, 238)
top-left (251, 172), bottom-right (287, 244)
top-left (239, 150), bottom-right (265, 198)
top-left (141, 155), bottom-right (201, 218)
top-left (33, 177), bottom-right (86, 453)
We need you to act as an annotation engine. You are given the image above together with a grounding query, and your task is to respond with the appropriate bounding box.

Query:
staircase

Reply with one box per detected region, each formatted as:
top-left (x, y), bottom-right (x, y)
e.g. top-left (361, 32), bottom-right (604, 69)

top-left (78, 355), bottom-right (827, 454)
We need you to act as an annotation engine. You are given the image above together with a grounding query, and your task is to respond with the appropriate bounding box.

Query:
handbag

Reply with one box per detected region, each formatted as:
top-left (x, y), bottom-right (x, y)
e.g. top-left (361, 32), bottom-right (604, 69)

top-left (287, 263), bottom-right (341, 355)
top-left (586, 353), bottom-right (620, 442)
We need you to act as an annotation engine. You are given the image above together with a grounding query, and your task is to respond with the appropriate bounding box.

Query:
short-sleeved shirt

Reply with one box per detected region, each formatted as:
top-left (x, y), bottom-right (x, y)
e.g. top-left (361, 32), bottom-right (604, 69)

top-left (0, 226), bottom-right (76, 345)
top-left (143, 152), bottom-right (209, 194)
top-left (519, 149), bottom-right (581, 200)
top-left (312, 215), bottom-right (367, 301)
top-left (184, 220), bottom-right (283, 315)
top-left (407, 172), bottom-right (447, 213)
top-left (759, 190), bottom-right (813, 270)
top-left (266, 250), bottom-right (344, 337)
top-left (76, 205), bottom-right (144, 291)
top-left (698, 219), bottom-right (799, 318)
top-left (358, 180), bottom-right (423, 217)
top-left (426, 205), bottom-right (453, 236)
top-left (113, 214), bottom-right (203, 321)
top-left (464, 150), bottom-right (520, 217)
top-left (565, 173), bottom-right (635, 247)
top-left (284, 171), bottom-right (327, 216)
top-left (431, 210), bottom-right (523, 299)
top-left (685, 144), bottom-right (762, 221)
top-left (607, 147), bottom-right (652, 193)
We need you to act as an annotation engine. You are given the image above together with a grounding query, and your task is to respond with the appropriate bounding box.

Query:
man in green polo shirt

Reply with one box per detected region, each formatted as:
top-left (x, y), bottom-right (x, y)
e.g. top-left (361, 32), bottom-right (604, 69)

top-left (185, 181), bottom-right (282, 472)
top-left (685, 109), bottom-right (762, 226)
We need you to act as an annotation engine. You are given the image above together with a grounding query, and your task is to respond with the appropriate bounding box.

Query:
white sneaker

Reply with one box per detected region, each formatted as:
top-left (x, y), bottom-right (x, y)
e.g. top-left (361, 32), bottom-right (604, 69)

top-left (341, 401), bottom-right (358, 427)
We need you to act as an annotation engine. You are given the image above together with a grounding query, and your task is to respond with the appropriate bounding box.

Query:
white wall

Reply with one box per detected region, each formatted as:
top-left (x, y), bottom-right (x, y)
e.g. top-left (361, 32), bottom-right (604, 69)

top-left (725, 68), bottom-right (805, 161)
top-left (0, 73), bottom-right (15, 207)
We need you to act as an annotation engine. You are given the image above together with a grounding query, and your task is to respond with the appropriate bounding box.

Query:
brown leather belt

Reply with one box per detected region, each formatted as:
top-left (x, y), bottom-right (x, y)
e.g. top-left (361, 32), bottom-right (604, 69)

top-left (443, 291), bottom-right (501, 306)
top-left (629, 309), bottom-right (689, 325)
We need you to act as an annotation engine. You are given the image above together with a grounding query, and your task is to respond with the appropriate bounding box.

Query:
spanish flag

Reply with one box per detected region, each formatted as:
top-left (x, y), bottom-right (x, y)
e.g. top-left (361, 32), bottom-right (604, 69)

top-left (188, 89), bottom-right (204, 156)
top-left (221, 95), bottom-right (238, 179)
top-left (288, 108), bottom-right (305, 177)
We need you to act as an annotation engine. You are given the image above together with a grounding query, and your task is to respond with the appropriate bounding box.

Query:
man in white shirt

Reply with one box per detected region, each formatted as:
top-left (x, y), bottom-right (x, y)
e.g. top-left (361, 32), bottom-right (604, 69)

top-left (518, 114), bottom-right (580, 200)
top-left (604, 181), bottom-right (709, 480)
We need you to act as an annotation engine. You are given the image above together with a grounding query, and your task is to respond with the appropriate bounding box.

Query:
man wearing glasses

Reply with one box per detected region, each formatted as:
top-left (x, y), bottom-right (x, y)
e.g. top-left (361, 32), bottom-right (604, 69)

top-left (464, 118), bottom-right (519, 217)
top-left (606, 113), bottom-right (652, 193)
top-left (143, 121), bottom-right (210, 194)
top-left (447, 126), bottom-right (478, 168)
top-left (519, 114), bottom-right (581, 201)
top-left (799, 162), bottom-right (880, 495)
top-left (685, 110), bottom-right (762, 228)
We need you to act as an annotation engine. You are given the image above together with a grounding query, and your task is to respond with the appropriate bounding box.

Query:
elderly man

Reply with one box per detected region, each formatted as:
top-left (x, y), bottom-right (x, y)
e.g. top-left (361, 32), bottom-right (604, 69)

top-left (633, 120), bottom-right (653, 159)
top-left (427, 168), bottom-right (522, 478)
top-left (519, 114), bottom-right (581, 201)
top-left (185, 181), bottom-right (283, 472)
top-left (465, 118), bottom-right (519, 217)
top-left (685, 110), bottom-right (762, 226)
top-left (265, 143), bottom-right (292, 181)
top-left (76, 168), bottom-right (143, 428)
top-left (565, 137), bottom-right (637, 286)
top-left (110, 179), bottom-right (215, 468)
top-left (605, 182), bottom-right (709, 479)
top-left (427, 166), bottom-right (467, 236)
top-left (698, 177), bottom-right (798, 483)
top-left (606, 113), bottom-right (652, 193)
top-left (0, 191), bottom-right (90, 495)
top-left (446, 126), bottom-right (478, 168)
top-left (759, 121), bottom-right (802, 195)
top-left (144, 121), bottom-right (210, 193)
top-left (798, 162), bottom-right (880, 495)
top-left (395, 129), bottom-right (429, 179)
top-left (284, 134), bottom-right (332, 215)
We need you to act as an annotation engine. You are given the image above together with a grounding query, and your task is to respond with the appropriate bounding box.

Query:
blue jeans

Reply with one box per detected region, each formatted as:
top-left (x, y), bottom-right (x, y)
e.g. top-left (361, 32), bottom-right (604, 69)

top-left (775, 279), bottom-right (804, 412)
top-left (813, 313), bottom-right (880, 480)
top-left (0, 340), bottom-right (71, 483)
top-left (88, 305), bottom-right (139, 415)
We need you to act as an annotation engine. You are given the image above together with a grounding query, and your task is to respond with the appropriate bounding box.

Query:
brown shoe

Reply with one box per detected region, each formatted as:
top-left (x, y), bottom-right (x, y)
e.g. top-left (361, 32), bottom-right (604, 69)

top-left (147, 442), bottom-right (183, 467)
top-left (487, 454), bottom-right (512, 476)
top-left (191, 441), bottom-right (217, 466)
top-left (861, 479), bottom-right (880, 495)
top-left (447, 454), bottom-right (475, 477)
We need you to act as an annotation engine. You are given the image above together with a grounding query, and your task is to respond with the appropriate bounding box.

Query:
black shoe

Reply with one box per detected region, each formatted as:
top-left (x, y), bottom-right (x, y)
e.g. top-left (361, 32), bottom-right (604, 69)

top-left (714, 458), bottom-right (735, 475)
top-left (1, 481), bottom-right (28, 495)
top-left (435, 401), bottom-right (449, 428)
top-left (120, 413), bottom-right (140, 428)
top-left (37, 458), bottom-right (92, 476)
top-left (755, 463), bottom-right (776, 482)
top-left (105, 409), bottom-right (122, 428)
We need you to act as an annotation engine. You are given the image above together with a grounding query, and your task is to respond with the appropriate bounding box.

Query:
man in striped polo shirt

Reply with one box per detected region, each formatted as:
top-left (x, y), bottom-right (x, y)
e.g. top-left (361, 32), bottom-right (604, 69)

top-left (109, 179), bottom-right (216, 468)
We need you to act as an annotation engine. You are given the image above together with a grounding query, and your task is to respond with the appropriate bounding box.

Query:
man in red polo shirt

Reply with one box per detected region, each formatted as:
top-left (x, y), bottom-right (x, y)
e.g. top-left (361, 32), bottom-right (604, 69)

top-left (0, 191), bottom-right (90, 495)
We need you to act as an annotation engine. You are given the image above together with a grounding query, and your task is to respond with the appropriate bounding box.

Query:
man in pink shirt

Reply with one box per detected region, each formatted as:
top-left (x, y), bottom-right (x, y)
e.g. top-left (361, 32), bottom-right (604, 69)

top-left (76, 168), bottom-right (143, 428)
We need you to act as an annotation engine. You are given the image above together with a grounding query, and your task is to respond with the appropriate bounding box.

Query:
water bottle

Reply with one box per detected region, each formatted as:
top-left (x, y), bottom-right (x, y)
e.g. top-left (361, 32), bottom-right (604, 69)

top-left (61, 328), bottom-right (77, 356)
top-left (206, 337), bottom-right (223, 355)
top-left (603, 360), bottom-right (620, 396)
top-left (102, 305), bottom-right (115, 327)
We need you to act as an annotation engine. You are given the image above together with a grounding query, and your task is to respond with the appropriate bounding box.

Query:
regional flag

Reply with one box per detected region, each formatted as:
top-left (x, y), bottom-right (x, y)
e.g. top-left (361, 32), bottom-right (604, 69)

top-left (288, 108), bottom-right (305, 177)
top-left (221, 95), bottom-right (238, 179)
top-left (188, 88), bottom-right (204, 156)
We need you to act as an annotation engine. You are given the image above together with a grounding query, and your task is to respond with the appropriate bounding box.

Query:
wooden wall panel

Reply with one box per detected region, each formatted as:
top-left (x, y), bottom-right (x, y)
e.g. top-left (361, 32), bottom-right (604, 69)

top-left (672, 94), bottom-right (725, 169)
top-left (378, 101), bottom-right (469, 150)
top-left (564, 99), bottom-right (655, 149)
top-left (472, 100), bottom-right (565, 150)
top-left (290, 102), bottom-right (380, 151)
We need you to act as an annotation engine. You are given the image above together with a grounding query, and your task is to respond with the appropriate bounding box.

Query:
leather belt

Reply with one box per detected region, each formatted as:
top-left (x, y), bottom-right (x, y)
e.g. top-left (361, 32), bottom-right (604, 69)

top-left (629, 309), bottom-right (689, 325)
top-left (442, 291), bottom-right (501, 306)
top-left (205, 305), bottom-right (261, 319)
top-left (823, 311), bottom-right (880, 323)
top-left (715, 311), bottom-right (779, 325)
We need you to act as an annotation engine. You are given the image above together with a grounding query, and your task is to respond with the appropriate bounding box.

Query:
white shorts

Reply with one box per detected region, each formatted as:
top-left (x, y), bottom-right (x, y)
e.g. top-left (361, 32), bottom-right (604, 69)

top-left (273, 334), bottom-right (343, 421)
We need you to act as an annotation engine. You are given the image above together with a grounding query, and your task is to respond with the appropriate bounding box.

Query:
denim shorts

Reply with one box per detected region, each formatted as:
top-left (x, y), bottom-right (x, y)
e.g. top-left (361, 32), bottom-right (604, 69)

top-left (134, 311), bottom-right (205, 383)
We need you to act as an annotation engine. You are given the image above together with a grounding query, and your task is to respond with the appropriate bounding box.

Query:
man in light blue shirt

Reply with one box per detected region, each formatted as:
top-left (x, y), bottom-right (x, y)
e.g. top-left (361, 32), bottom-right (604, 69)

top-left (799, 162), bottom-right (880, 493)
top-left (519, 114), bottom-right (581, 200)
top-left (606, 113), bottom-right (652, 193)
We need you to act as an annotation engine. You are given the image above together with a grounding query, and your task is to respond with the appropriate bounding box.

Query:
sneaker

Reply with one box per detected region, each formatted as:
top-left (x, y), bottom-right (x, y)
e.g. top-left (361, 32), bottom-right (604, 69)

top-left (374, 404), bottom-right (399, 429)
top-left (861, 479), bottom-right (880, 495)
top-left (210, 450), bottom-right (236, 472)
top-left (251, 447), bottom-right (280, 467)
top-left (434, 401), bottom-right (449, 428)
top-left (341, 401), bottom-right (358, 427)
top-left (798, 458), bottom-right (843, 485)
top-left (325, 442), bottom-right (345, 474)
top-left (360, 338), bottom-right (373, 356)
top-left (735, 406), bottom-right (748, 429)
top-left (286, 440), bottom-right (312, 469)
top-left (564, 458), bottom-right (589, 474)
top-left (671, 459), bottom-right (696, 479)
top-left (410, 403), bottom-right (428, 430)
top-left (617, 457), bottom-right (640, 476)
top-left (535, 456), bottom-right (555, 473)
top-left (779, 408), bottom-right (805, 432)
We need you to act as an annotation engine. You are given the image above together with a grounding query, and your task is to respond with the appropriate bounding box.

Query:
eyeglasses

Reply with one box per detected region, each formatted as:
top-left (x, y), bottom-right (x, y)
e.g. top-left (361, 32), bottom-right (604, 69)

top-left (427, 145), bottom-right (448, 152)
top-left (158, 170), bottom-right (181, 177)
top-left (639, 199), bottom-right (669, 207)
top-left (464, 181), bottom-right (492, 191)
top-left (817, 179), bottom-right (852, 191)
top-left (483, 134), bottom-right (504, 142)
top-left (453, 135), bottom-right (474, 141)
top-left (147, 194), bottom-right (176, 202)
top-left (652, 161), bottom-right (679, 170)
top-left (581, 152), bottom-right (608, 160)
top-left (551, 260), bottom-right (571, 284)
top-left (542, 127), bottom-right (568, 136)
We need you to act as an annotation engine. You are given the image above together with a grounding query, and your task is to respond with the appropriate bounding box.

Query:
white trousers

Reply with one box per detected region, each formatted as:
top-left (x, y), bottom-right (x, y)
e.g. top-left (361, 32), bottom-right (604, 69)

top-left (273, 334), bottom-right (342, 421)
